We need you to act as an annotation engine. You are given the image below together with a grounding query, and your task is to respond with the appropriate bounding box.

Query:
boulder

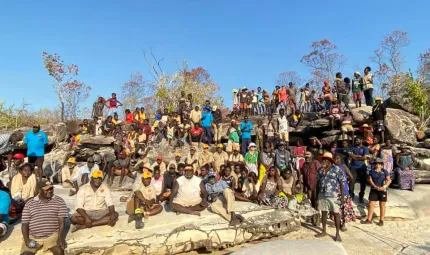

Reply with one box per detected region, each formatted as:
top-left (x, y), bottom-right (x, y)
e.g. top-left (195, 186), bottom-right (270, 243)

top-left (385, 109), bottom-right (419, 146)
top-left (424, 139), bottom-right (430, 149)
top-left (413, 170), bottom-right (430, 184)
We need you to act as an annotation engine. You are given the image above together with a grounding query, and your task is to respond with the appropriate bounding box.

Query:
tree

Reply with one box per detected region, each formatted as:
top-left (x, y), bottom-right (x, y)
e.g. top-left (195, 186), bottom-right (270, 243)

top-left (121, 71), bottom-right (155, 113)
top-left (42, 52), bottom-right (91, 121)
top-left (300, 39), bottom-right (346, 85)
top-left (276, 71), bottom-right (305, 87)
top-left (418, 48), bottom-right (430, 85)
top-left (370, 30), bottom-right (410, 96)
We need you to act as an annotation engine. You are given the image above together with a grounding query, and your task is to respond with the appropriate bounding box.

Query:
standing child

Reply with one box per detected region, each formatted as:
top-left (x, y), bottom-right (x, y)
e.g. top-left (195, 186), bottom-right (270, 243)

top-left (352, 72), bottom-right (363, 108)
top-left (304, 83), bottom-right (311, 112)
top-left (322, 80), bottom-right (332, 111)
top-left (299, 88), bottom-right (306, 113)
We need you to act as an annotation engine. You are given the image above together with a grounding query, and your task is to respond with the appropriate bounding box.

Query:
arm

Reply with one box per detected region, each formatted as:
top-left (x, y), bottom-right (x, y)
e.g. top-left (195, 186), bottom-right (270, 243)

top-left (368, 175), bottom-right (379, 190)
top-left (200, 181), bottom-right (208, 206)
top-left (134, 191), bottom-right (152, 206)
top-left (57, 217), bottom-right (66, 249)
top-left (169, 180), bottom-right (179, 207)
top-left (343, 165), bottom-right (353, 182)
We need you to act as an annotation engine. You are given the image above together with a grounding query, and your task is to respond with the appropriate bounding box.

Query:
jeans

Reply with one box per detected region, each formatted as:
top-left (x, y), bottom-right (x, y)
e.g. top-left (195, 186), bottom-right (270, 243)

top-left (203, 127), bottom-right (212, 144)
top-left (241, 138), bottom-right (251, 155)
top-left (364, 88), bottom-right (373, 106)
top-left (350, 168), bottom-right (368, 199)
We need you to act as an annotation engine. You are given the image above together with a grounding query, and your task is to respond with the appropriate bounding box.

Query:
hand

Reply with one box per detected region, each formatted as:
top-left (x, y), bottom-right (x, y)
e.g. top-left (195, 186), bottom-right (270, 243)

top-left (26, 239), bottom-right (40, 249)
top-left (84, 216), bottom-right (92, 228)
top-left (200, 200), bottom-right (209, 208)
top-left (57, 238), bottom-right (66, 249)
top-left (108, 212), bottom-right (117, 227)
top-left (340, 196), bottom-right (345, 205)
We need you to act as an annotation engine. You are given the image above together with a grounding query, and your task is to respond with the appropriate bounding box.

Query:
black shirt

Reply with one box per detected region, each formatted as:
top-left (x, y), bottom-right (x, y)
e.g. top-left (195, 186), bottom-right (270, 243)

top-left (163, 172), bottom-right (181, 190)
top-left (372, 104), bottom-right (386, 121)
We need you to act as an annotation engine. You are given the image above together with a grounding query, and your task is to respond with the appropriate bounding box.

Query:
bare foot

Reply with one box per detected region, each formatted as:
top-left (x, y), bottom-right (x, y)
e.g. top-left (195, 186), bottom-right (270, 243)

top-left (190, 211), bottom-right (201, 216)
top-left (315, 232), bottom-right (328, 238)
top-left (334, 235), bottom-right (342, 242)
top-left (120, 196), bottom-right (128, 202)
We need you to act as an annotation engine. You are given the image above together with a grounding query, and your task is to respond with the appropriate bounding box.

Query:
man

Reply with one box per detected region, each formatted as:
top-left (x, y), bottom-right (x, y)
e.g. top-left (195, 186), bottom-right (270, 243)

top-left (72, 157), bottom-right (100, 194)
top-left (227, 144), bottom-right (245, 167)
top-left (0, 184), bottom-right (11, 239)
top-left (301, 152), bottom-right (321, 224)
top-left (198, 144), bottom-right (214, 172)
top-left (24, 124), bottom-right (48, 179)
top-left (0, 131), bottom-right (23, 174)
top-left (277, 109), bottom-right (289, 143)
top-left (205, 173), bottom-right (245, 225)
top-left (212, 106), bottom-right (223, 144)
top-left (201, 106), bottom-right (214, 144)
top-left (316, 152), bottom-right (346, 242)
top-left (127, 170), bottom-right (163, 229)
top-left (257, 87), bottom-right (265, 115)
top-left (7, 153), bottom-right (25, 181)
top-left (61, 157), bottom-right (80, 196)
top-left (349, 137), bottom-right (370, 203)
top-left (161, 164), bottom-right (181, 201)
top-left (108, 151), bottom-right (135, 187)
top-left (21, 179), bottom-right (68, 255)
top-left (372, 97), bottom-right (387, 143)
top-left (186, 146), bottom-right (199, 171)
top-left (288, 82), bottom-right (297, 114)
top-left (307, 137), bottom-right (323, 160)
top-left (189, 106), bottom-right (202, 127)
top-left (199, 165), bottom-right (210, 183)
top-left (275, 141), bottom-right (292, 173)
top-left (71, 170), bottom-right (118, 232)
top-left (239, 115), bottom-right (253, 155)
top-left (170, 166), bottom-right (208, 216)
top-left (213, 144), bottom-right (228, 174)
top-left (333, 72), bottom-right (351, 110)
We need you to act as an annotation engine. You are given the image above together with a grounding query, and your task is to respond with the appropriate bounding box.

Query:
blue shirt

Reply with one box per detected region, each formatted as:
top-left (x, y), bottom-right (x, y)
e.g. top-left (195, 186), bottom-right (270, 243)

top-left (369, 169), bottom-right (389, 188)
top-left (317, 165), bottom-right (346, 198)
top-left (205, 180), bottom-right (229, 202)
top-left (240, 121), bottom-right (253, 139)
top-left (349, 145), bottom-right (369, 170)
top-left (0, 190), bottom-right (11, 223)
top-left (201, 112), bottom-right (213, 128)
top-left (24, 131), bottom-right (48, 157)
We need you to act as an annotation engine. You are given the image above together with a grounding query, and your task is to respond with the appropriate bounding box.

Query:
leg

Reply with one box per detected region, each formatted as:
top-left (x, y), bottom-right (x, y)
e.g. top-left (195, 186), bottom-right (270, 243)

top-left (49, 246), bottom-right (64, 255)
top-left (333, 212), bottom-right (342, 242)
top-left (367, 201), bottom-right (376, 222)
top-left (148, 204), bottom-right (163, 216)
top-left (210, 198), bottom-right (231, 221)
top-left (316, 211), bottom-right (328, 237)
top-left (171, 203), bottom-right (204, 216)
top-left (118, 169), bottom-right (126, 186)
top-left (349, 169), bottom-right (357, 199)
top-left (358, 170), bottom-right (367, 202)
top-left (379, 201), bottom-right (386, 222)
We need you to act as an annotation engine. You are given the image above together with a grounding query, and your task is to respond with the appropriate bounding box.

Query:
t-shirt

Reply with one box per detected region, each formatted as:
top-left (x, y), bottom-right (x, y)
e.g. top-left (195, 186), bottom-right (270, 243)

top-left (369, 169), bottom-right (389, 188)
top-left (125, 113), bottom-right (134, 123)
top-left (352, 78), bottom-right (363, 92)
top-left (349, 146), bottom-right (369, 170)
top-left (239, 121), bottom-right (253, 139)
top-left (190, 127), bottom-right (203, 137)
top-left (0, 190), bottom-right (11, 223)
top-left (201, 112), bottom-right (213, 128)
top-left (24, 131), bottom-right (48, 157)
top-left (133, 182), bottom-right (157, 201)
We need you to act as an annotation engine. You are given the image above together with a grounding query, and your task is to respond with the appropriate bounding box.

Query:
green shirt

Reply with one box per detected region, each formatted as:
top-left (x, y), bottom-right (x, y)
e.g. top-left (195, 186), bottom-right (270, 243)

top-left (229, 128), bottom-right (240, 143)
top-left (244, 151), bottom-right (259, 164)
top-left (352, 78), bottom-right (363, 93)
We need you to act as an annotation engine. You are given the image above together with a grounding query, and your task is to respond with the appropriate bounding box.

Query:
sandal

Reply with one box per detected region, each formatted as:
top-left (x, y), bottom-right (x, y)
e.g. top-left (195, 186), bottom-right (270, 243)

top-left (361, 220), bottom-right (373, 224)
top-left (377, 221), bottom-right (384, 226)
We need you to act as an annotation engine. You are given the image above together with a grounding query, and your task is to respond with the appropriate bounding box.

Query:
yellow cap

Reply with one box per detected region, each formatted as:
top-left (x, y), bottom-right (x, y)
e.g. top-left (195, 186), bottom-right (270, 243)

top-left (217, 143), bottom-right (223, 148)
top-left (91, 170), bottom-right (104, 178)
top-left (67, 157), bottom-right (76, 164)
top-left (203, 144), bottom-right (209, 149)
top-left (375, 97), bottom-right (383, 101)
top-left (142, 170), bottom-right (153, 179)
top-left (175, 152), bottom-right (182, 157)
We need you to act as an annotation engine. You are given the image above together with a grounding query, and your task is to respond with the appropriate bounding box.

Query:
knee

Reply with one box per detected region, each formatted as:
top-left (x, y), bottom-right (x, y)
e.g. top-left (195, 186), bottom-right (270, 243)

top-left (70, 215), bottom-right (80, 224)
top-left (114, 212), bottom-right (119, 219)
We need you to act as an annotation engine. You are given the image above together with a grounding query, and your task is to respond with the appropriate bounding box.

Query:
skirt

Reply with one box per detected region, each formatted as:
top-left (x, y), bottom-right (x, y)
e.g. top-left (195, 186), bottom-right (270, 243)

top-left (330, 194), bottom-right (356, 225)
top-left (262, 194), bottom-right (289, 209)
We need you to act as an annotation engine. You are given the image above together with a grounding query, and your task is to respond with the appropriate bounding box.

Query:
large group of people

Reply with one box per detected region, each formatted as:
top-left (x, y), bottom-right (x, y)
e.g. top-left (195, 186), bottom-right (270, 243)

top-left (0, 65), bottom-right (419, 253)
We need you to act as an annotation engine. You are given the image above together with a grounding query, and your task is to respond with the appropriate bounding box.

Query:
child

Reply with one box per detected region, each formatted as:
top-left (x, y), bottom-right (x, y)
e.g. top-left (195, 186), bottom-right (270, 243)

top-left (322, 80), bottom-right (332, 111)
top-left (299, 88), bottom-right (306, 113)
top-left (352, 72), bottom-right (363, 108)
top-left (304, 83), bottom-right (311, 113)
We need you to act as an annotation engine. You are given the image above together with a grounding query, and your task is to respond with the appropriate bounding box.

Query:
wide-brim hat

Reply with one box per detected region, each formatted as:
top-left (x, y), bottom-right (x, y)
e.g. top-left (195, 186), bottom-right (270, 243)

top-left (321, 152), bottom-right (335, 163)
top-left (375, 97), bottom-right (383, 101)
top-left (372, 158), bottom-right (384, 164)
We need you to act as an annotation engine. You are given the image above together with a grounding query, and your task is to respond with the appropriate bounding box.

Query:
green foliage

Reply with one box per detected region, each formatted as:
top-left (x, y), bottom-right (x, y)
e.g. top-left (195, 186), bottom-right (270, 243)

top-left (404, 72), bottom-right (430, 129)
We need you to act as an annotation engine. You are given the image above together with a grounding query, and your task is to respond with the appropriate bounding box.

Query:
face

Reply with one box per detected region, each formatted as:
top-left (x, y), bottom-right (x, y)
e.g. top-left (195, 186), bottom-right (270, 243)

top-left (40, 187), bottom-right (54, 199)
top-left (364, 68), bottom-right (369, 74)
top-left (334, 156), bottom-right (342, 165)
top-left (224, 168), bottom-right (231, 177)
top-left (342, 141), bottom-right (348, 148)
top-left (268, 167), bottom-right (276, 177)
top-left (142, 177), bottom-right (152, 186)
top-left (67, 162), bottom-right (75, 168)
top-left (112, 93), bottom-right (116, 98)
top-left (33, 126), bottom-right (40, 133)
top-left (322, 158), bottom-right (332, 169)
top-left (83, 119), bottom-right (88, 125)
top-left (279, 145), bottom-right (285, 151)
top-left (87, 160), bottom-right (95, 169)
top-left (21, 165), bottom-right (32, 178)
top-left (169, 167), bottom-right (176, 174)
top-left (234, 166), bottom-right (240, 174)
top-left (154, 170), bottom-right (161, 179)
top-left (241, 170), bottom-right (248, 178)
top-left (332, 143), bottom-right (337, 148)
top-left (375, 163), bottom-right (383, 171)
top-left (14, 158), bottom-right (24, 165)
top-left (374, 136), bottom-right (379, 144)
top-left (217, 147), bottom-right (222, 153)
top-left (203, 147), bottom-right (209, 152)
top-left (305, 156), bottom-right (311, 163)
top-left (249, 145), bottom-right (256, 151)
top-left (190, 149), bottom-right (196, 155)
top-left (280, 109), bottom-right (285, 115)
top-left (184, 169), bottom-right (194, 179)
top-left (200, 168), bottom-right (208, 176)
top-left (244, 116), bottom-right (248, 122)
top-left (91, 177), bottom-right (103, 188)
top-left (355, 138), bottom-right (361, 146)
top-left (284, 170), bottom-right (292, 179)
top-left (386, 140), bottom-right (391, 146)
top-left (195, 106), bottom-right (199, 111)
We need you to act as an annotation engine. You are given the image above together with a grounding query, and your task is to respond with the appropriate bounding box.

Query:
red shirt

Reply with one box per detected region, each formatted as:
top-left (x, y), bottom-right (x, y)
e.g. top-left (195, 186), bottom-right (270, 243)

top-left (190, 127), bottom-right (203, 137)
top-left (125, 113), bottom-right (134, 123)
top-left (139, 124), bottom-right (152, 135)
top-left (107, 98), bottom-right (118, 109)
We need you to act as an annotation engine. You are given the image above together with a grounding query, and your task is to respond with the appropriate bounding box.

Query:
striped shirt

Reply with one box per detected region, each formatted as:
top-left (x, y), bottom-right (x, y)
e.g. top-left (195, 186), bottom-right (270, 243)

top-left (22, 195), bottom-right (68, 238)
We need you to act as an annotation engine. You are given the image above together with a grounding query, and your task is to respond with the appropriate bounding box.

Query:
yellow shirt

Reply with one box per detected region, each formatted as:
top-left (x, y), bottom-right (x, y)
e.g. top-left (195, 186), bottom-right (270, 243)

top-left (198, 151), bottom-right (214, 168)
top-left (213, 151), bottom-right (228, 172)
top-left (133, 182), bottom-right (157, 200)
top-left (75, 183), bottom-right (113, 211)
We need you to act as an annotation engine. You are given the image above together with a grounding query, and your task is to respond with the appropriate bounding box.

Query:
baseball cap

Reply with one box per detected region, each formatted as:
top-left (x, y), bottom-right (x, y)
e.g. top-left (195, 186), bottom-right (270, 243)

top-left (248, 142), bottom-right (257, 148)
top-left (91, 170), bottom-right (104, 179)
top-left (13, 153), bottom-right (25, 159)
top-left (157, 155), bottom-right (163, 160)
top-left (217, 144), bottom-right (223, 148)
top-left (142, 170), bottom-right (153, 179)
top-left (208, 172), bottom-right (216, 178)
top-left (67, 157), bottom-right (76, 164)
top-left (203, 144), bottom-right (209, 149)
top-left (37, 179), bottom-right (53, 191)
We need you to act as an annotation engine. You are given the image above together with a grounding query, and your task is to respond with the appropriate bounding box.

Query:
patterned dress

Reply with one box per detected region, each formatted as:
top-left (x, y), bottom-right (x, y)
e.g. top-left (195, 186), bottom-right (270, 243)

top-left (380, 146), bottom-right (394, 175)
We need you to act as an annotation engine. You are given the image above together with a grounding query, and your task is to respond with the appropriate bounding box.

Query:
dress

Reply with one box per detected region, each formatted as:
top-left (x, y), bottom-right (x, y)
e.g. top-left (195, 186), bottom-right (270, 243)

top-left (395, 154), bottom-right (415, 190)
top-left (330, 167), bottom-right (356, 225)
top-left (262, 177), bottom-right (288, 208)
top-left (380, 147), bottom-right (394, 175)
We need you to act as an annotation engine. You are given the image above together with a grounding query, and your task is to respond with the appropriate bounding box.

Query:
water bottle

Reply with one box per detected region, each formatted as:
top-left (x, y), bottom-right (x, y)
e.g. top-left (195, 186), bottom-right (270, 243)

top-left (29, 241), bottom-right (36, 248)
top-left (143, 212), bottom-right (149, 223)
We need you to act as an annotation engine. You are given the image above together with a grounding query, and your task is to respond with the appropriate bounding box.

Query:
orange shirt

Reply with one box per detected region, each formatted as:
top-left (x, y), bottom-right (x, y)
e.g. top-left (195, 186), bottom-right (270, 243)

top-left (279, 88), bottom-right (288, 101)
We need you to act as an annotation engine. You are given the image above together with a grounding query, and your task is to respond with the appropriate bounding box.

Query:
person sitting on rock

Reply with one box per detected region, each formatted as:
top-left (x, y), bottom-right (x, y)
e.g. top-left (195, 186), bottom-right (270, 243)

top-left (127, 170), bottom-right (163, 229)
top-left (151, 155), bottom-right (167, 175)
top-left (170, 165), bottom-right (208, 216)
top-left (205, 172), bottom-right (245, 225)
top-left (199, 165), bottom-right (210, 183)
top-left (275, 141), bottom-right (292, 173)
top-left (340, 109), bottom-right (355, 140)
top-left (108, 151), bottom-right (135, 187)
top-left (235, 171), bottom-right (260, 202)
top-left (198, 144), bottom-right (214, 173)
top-left (160, 163), bottom-right (181, 202)
top-left (102, 115), bottom-right (114, 136)
top-left (394, 144), bottom-right (415, 190)
top-left (8, 152), bottom-right (25, 181)
top-left (151, 167), bottom-right (163, 198)
top-left (61, 157), bottom-right (80, 196)
top-left (328, 98), bottom-right (341, 130)
top-left (360, 124), bottom-right (374, 146)
top-left (290, 109), bottom-right (303, 128)
top-left (186, 146), bottom-right (199, 171)
top-left (10, 163), bottom-right (37, 214)
top-left (189, 123), bottom-right (203, 146)
top-left (71, 170), bottom-right (118, 232)
top-left (71, 157), bottom-right (100, 195)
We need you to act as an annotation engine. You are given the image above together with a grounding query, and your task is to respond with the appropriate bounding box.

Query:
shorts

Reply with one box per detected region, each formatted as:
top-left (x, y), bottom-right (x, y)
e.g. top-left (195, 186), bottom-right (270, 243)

top-left (279, 132), bottom-right (289, 142)
top-left (341, 124), bottom-right (354, 132)
top-left (20, 232), bottom-right (59, 254)
top-left (289, 98), bottom-right (296, 106)
top-left (0, 222), bottom-right (8, 237)
top-left (369, 189), bottom-right (387, 202)
top-left (353, 92), bottom-right (363, 101)
top-left (72, 209), bottom-right (110, 220)
top-left (240, 103), bottom-right (248, 109)
top-left (28, 156), bottom-right (44, 167)
top-left (318, 196), bottom-right (339, 213)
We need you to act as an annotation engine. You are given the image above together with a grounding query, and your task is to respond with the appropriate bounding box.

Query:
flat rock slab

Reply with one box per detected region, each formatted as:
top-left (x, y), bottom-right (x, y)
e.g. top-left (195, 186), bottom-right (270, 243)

top-left (232, 240), bottom-right (347, 255)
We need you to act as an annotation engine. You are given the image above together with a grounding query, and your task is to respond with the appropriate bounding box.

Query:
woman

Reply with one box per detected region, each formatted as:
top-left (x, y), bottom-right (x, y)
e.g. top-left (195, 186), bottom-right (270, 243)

top-left (369, 136), bottom-right (381, 159)
top-left (263, 90), bottom-right (271, 115)
top-left (322, 80), bottom-right (332, 111)
top-left (362, 66), bottom-right (374, 106)
top-left (362, 158), bottom-right (391, 226)
top-left (103, 116), bottom-right (115, 135)
top-left (189, 123), bottom-right (203, 145)
top-left (329, 141), bottom-right (338, 155)
top-left (380, 140), bottom-right (394, 178)
top-left (244, 143), bottom-right (259, 175)
top-left (292, 139), bottom-right (307, 170)
top-left (328, 99), bottom-right (341, 130)
top-left (258, 166), bottom-right (288, 208)
top-left (10, 163), bottom-right (37, 202)
top-left (332, 154), bottom-right (355, 231)
top-left (394, 145), bottom-right (415, 190)
top-left (125, 109), bottom-right (134, 124)
top-left (235, 171), bottom-right (260, 202)
top-left (151, 168), bottom-right (163, 197)
top-left (260, 141), bottom-right (275, 183)
top-left (280, 168), bottom-right (295, 196)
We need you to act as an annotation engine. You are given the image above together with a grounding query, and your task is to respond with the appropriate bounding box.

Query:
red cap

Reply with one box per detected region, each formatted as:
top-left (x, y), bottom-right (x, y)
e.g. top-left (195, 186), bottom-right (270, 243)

top-left (13, 153), bottom-right (25, 159)
top-left (157, 155), bottom-right (163, 160)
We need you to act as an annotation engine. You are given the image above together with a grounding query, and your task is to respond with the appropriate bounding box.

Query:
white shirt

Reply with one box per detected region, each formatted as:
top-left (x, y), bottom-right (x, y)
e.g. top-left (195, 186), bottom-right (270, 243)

top-left (173, 176), bottom-right (202, 206)
top-left (72, 164), bottom-right (100, 182)
top-left (278, 116), bottom-right (289, 133)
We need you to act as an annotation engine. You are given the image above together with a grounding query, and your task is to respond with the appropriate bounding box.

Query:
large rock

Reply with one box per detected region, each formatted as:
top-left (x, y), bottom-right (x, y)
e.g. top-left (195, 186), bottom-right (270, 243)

top-left (424, 139), bottom-right (430, 149)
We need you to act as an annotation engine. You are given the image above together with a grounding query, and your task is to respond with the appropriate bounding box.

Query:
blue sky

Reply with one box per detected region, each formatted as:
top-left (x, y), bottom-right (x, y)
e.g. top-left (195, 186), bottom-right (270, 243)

top-left (1, 0), bottom-right (429, 111)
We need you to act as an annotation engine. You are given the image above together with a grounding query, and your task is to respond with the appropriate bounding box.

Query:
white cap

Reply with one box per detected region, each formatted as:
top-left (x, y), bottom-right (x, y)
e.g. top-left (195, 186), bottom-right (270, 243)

top-left (248, 143), bottom-right (257, 148)
top-left (355, 71), bottom-right (361, 75)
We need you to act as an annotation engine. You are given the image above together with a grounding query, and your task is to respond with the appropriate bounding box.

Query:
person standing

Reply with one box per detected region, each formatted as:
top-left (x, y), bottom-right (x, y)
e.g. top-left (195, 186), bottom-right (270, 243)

top-left (372, 97), bottom-right (387, 143)
top-left (212, 106), bottom-right (223, 144)
top-left (20, 180), bottom-right (68, 255)
top-left (24, 124), bottom-right (48, 179)
top-left (301, 152), bottom-right (321, 224)
top-left (277, 109), bottom-right (289, 143)
top-left (316, 152), bottom-right (346, 242)
top-left (362, 158), bottom-right (391, 226)
top-left (352, 72), bottom-right (363, 108)
top-left (189, 106), bottom-right (202, 128)
top-left (239, 116), bottom-right (253, 155)
top-left (349, 138), bottom-right (370, 203)
top-left (333, 72), bottom-right (350, 111)
top-left (362, 66), bottom-right (374, 106)
top-left (232, 89), bottom-right (239, 110)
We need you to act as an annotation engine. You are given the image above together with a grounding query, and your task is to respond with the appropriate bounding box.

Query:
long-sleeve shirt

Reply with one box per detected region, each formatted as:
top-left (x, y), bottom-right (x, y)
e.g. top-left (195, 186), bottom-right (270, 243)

top-left (372, 104), bottom-right (387, 121)
top-left (275, 149), bottom-right (291, 171)
top-left (205, 180), bottom-right (229, 202)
